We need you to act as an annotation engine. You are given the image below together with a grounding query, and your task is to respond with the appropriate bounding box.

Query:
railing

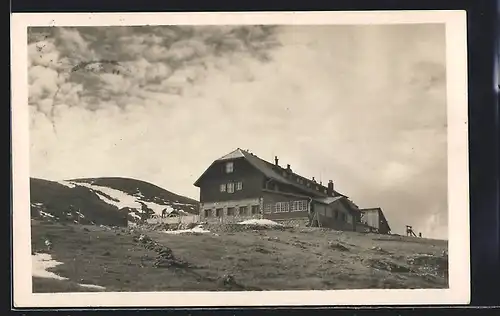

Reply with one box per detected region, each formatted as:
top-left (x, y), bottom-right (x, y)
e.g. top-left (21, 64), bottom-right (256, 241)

top-left (146, 215), bottom-right (200, 225)
top-left (203, 214), bottom-right (263, 224)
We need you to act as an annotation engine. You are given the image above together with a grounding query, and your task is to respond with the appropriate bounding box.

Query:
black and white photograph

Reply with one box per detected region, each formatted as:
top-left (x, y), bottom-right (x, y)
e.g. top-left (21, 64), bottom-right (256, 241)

top-left (11, 11), bottom-right (470, 307)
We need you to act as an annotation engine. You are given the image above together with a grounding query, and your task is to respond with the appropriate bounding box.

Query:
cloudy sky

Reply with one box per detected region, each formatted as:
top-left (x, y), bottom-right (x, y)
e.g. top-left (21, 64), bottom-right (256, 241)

top-left (28, 24), bottom-right (448, 238)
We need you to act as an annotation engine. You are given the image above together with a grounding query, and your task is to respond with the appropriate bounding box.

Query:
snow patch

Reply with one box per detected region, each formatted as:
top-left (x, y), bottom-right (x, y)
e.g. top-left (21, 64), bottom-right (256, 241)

top-left (142, 201), bottom-right (174, 217)
top-left (71, 181), bottom-right (143, 210)
top-left (134, 192), bottom-right (145, 198)
top-left (69, 181), bottom-right (182, 217)
top-left (32, 253), bottom-right (106, 290)
top-left (237, 219), bottom-right (284, 226)
top-left (57, 181), bottom-right (76, 188)
top-left (39, 211), bottom-right (55, 218)
top-left (78, 283), bottom-right (106, 290)
top-left (130, 212), bottom-right (142, 220)
top-left (172, 202), bottom-right (194, 207)
top-left (163, 225), bottom-right (211, 234)
top-left (32, 253), bottom-right (68, 280)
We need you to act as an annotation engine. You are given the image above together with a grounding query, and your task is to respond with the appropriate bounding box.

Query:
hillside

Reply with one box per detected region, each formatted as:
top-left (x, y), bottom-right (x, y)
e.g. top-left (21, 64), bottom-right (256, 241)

top-left (30, 177), bottom-right (199, 227)
top-left (31, 219), bottom-right (448, 292)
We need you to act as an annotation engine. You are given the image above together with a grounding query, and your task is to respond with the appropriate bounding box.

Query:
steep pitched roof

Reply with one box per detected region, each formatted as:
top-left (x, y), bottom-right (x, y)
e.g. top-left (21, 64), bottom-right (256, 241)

top-left (194, 148), bottom-right (346, 198)
top-left (217, 149), bottom-right (245, 161)
top-left (313, 196), bottom-right (344, 205)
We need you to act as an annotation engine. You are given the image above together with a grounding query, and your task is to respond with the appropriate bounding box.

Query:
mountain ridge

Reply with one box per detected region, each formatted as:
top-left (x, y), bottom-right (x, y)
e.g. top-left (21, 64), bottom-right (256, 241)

top-left (30, 177), bottom-right (199, 227)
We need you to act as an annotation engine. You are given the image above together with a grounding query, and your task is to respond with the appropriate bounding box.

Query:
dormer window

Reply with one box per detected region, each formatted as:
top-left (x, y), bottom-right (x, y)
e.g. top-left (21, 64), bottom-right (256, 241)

top-left (225, 161), bottom-right (234, 173)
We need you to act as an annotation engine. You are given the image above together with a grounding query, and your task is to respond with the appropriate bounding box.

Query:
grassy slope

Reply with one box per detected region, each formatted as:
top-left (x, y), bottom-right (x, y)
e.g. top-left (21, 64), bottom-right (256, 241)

top-left (31, 219), bottom-right (448, 293)
top-left (30, 177), bottom-right (199, 228)
top-left (30, 178), bottom-right (128, 226)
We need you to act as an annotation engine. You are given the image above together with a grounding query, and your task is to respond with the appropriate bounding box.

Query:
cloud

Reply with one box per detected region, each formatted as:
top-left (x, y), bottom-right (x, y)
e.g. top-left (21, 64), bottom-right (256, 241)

top-left (27, 24), bottom-right (449, 238)
top-left (28, 25), bottom-right (280, 118)
top-left (55, 27), bottom-right (96, 61)
top-left (28, 40), bottom-right (60, 69)
top-left (28, 65), bottom-right (60, 106)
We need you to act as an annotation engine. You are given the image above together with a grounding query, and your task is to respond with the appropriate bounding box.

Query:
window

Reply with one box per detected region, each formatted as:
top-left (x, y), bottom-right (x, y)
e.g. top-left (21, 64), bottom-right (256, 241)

top-left (239, 206), bottom-right (248, 216)
top-left (227, 182), bottom-right (235, 193)
top-left (283, 202), bottom-right (290, 212)
top-left (316, 186), bottom-right (319, 190)
top-left (275, 202), bottom-right (290, 213)
top-left (227, 207), bottom-right (235, 216)
top-left (275, 202), bottom-right (283, 213)
top-left (204, 209), bottom-right (212, 217)
top-left (296, 178), bottom-right (300, 183)
top-left (334, 210), bottom-right (339, 219)
top-left (264, 204), bottom-right (272, 214)
top-left (307, 182), bottom-right (311, 187)
top-left (324, 189), bottom-right (327, 194)
top-left (225, 162), bottom-right (234, 173)
top-left (216, 208), bottom-right (223, 217)
top-left (291, 200), bottom-right (308, 212)
top-left (302, 200), bottom-right (308, 210)
top-left (236, 181), bottom-right (243, 191)
top-left (220, 184), bottom-right (226, 192)
top-left (251, 205), bottom-right (260, 215)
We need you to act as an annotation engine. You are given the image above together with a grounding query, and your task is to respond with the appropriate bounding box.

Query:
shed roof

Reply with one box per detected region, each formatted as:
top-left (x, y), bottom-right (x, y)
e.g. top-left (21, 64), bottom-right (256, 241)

top-left (360, 207), bottom-right (391, 232)
top-left (360, 208), bottom-right (382, 213)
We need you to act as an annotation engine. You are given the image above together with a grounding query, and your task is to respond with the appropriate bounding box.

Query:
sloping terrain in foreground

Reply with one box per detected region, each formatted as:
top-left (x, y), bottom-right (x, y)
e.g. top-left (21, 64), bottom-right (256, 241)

top-left (31, 219), bottom-right (448, 292)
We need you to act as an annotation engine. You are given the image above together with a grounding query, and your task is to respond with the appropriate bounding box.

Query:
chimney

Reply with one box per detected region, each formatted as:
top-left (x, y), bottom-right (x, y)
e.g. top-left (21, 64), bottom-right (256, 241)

top-left (312, 177), bottom-right (316, 183)
top-left (327, 180), bottom-right (334, 195)
top-left (286, 164), bottom-right (291, 171)
top-left (275, 156), bottom-right (279, 166)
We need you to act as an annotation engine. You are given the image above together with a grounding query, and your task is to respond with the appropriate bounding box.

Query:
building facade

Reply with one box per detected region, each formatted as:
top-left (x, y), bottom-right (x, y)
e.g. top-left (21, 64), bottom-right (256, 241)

top-left (359, 208), bottom-right (391, 234)
top-left (194, 148), bottom-right (363, 230)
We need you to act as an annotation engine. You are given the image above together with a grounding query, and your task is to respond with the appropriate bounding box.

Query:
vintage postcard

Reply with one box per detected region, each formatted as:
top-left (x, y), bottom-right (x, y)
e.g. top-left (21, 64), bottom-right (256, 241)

top-left (11, 11), bottom-right (469, 307)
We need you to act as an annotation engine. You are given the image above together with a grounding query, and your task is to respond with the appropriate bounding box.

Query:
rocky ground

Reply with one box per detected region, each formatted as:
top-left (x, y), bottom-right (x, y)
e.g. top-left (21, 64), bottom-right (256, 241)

top-left (31, 219), bottom-right (449, 292)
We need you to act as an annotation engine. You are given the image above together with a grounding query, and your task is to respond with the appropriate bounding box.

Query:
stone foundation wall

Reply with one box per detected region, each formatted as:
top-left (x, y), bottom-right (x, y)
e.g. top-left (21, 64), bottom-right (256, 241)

top-left (203, 214), bottom-right (263, 224)
top-left (273, 218), bottom-right (310, 227)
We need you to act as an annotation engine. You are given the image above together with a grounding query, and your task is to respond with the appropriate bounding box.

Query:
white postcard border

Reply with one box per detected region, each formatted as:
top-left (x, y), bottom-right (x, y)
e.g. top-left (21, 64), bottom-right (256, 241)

top-left (11, 10), bottom-right (470, 307)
